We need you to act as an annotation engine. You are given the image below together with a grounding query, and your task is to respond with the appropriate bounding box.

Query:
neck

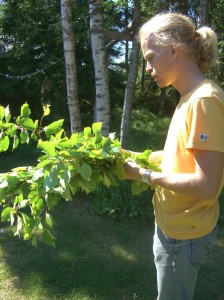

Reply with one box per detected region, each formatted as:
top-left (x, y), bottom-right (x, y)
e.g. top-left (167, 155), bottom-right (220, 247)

top-left (172, 59), bottom-right (206, 96)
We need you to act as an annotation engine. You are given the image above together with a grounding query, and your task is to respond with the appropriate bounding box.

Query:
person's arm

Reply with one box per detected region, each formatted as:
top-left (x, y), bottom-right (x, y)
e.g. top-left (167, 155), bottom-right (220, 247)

top-left (124, 149), bottom-right (224, 199)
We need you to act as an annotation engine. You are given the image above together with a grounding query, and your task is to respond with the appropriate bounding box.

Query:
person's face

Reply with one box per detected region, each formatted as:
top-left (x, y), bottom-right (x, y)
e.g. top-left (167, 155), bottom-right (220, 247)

top-left (141, 37), bottom-right (178, 88)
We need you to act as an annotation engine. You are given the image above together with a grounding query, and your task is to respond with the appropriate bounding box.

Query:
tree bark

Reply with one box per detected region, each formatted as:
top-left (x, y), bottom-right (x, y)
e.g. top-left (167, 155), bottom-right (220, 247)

top-left (198, 0), bottom-right (209, 26)
top-left (89, 0), bottom-right (110, 136)
top-left (61, 0), bottom-right (82, 133)
top-left (120, 0), bottom-right (140, 148)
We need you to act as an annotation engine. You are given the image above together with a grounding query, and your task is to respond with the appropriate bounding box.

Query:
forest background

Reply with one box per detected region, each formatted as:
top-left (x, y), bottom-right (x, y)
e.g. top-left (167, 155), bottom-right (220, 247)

top-left (1, 0), bottom-right (223, 141)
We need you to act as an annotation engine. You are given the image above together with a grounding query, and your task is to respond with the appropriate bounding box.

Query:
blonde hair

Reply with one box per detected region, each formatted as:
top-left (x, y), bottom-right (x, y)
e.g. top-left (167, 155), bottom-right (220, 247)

top-left (138, 13), bottom-right (218, 73)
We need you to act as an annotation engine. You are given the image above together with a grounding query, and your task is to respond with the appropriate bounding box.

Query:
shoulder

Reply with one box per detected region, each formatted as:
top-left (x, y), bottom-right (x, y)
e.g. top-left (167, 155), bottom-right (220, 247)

top-left (188, 80), bottom-right (224, 107)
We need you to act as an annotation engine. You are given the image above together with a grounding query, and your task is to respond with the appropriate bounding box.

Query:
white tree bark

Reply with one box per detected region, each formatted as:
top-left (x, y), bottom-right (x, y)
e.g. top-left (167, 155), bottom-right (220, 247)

top-left (61, 0), bottom-right (82, 133)
top-left (198, 0), bottom-right (209, 26)
top-left (120, 0), bottom-right (140, 147)
top-left (89, 0), bottom-right (110, 136)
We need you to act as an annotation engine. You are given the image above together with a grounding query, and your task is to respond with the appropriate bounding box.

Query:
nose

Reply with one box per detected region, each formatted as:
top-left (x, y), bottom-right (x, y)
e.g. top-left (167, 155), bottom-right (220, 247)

top-left (146, 61), bottom-right (153, 73)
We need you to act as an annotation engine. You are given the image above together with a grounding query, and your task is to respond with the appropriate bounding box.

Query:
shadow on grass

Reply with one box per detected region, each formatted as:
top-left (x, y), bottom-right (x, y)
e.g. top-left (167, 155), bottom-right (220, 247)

top-left (0, 200), bottom-right (224, 300)
top-left (0, 200), bottom-right (157, 300)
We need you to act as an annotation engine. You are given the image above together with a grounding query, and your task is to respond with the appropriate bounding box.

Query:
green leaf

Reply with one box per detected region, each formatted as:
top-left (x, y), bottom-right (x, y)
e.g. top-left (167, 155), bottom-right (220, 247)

top-left (115, 163), bottom-right (126, 180)
top-left (32, 236), bottom-right (37, 247)
top-left (45, 212), bottom-right (53, 228)
top-left (36, 159), bottom-right (53, 168)
top-left (45, 193), bottom-right (60, 209)
top-left (131, 181), bottom-right (149, 195)
top-left (44, 171), bottom-right (59, 192)
top-left (44, 164), bottom-right (63, 192)
top-left (60, 168), bottom-right (71, 189)
top-left (8, 124), bottom-right (17, 137)
top-left (0, 135), bottom-right (10, 152)
top-left (0, 188), bottom-right (4, 201)
top-left (20, 129), bottom-right (29, 144)
top-left (80, 163), bottom-right (92, 181)
top-left (35, 198), bottom-right (44, 213)
top-left (92, 122), bottom-right (102, 134)
top-left (38, 140), bottom-right (56, 156)
top-left (21, 118), bottom-right (36, 130)
top-left (43, 105), bottom-right (50, 117)
top-left (42, 229), bottom-right (55, 247)
top-left (84, 126), bottom-right (92, 136)
top-left (44, 119), bottom-right (64, 137)
top-left (4, 106), bottom-right (11, 122)
top-left (0, 106), bottom-right (5, 120)
top-left (13, 135), bottom-right (19, 150)
top-left (1, 207), bottom-right (14, 222)
top-left (32, 168), bottom-right (44, 181)
top-left (20, 103), bottom-right (31, 118)
top-left (31, 131), bottom-right (38, 141)
top-left (61, 187), bottom-right (73, 200)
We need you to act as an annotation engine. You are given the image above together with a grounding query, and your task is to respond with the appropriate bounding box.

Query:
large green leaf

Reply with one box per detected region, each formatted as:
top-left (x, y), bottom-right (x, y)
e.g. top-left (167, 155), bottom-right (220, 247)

top-left (1, 207), bottom-right (14, 222)
top-left (92, 122), bottom-right (102, 134)
top-left (131, 181), bottom-right (149, 195)
top-left (42, 229), bottom-right (55, 247)
top-left (0, 135), bottom-right (10, 152)
top-left (38, 140), bottom-right (56, 156)
top-left (20, 118), bottom-right (36, 130)
top-left (44, 119), bottom-right (64, 137)
top-left (20, 103), bottom-right (31, 118)
top-left (80, 162), bottom-right (92, 181)
top-left (20, 129), bottom-right (29, 144)
top-left (44, 170), bottom-right (59, 192)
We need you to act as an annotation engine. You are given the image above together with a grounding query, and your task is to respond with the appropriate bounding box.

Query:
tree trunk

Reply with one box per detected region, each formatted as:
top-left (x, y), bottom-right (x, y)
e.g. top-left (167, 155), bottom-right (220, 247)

top-left (120, 0), bottom-right (140, 148)
top-left (89, 0), bottom-right (110, 136)
top-left (61, 0), bottom-right (82, 133)
top-left (198, 0), bottom-right (209, 26)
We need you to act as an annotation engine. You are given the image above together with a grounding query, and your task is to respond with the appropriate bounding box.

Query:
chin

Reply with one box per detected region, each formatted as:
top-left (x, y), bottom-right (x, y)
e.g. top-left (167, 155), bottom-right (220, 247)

top-left (157, 82), bottom-right (170, 88)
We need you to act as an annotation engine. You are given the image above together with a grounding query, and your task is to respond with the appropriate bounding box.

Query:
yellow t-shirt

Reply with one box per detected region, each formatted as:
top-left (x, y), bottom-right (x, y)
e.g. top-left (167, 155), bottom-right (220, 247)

top-left (153, 79), bottom-right (224, 239)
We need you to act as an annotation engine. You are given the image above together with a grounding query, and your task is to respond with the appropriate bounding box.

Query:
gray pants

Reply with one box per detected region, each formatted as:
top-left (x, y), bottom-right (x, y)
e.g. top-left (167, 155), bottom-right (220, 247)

top-left (153, 224), bottom-right (218, 300)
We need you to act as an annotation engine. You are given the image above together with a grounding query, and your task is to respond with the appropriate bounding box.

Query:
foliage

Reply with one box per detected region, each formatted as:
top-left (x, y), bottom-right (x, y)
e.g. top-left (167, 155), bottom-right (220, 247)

top-left (0, 103), bottom-right (159, 246)
top-left (91, 180), bottom-right (154, 220)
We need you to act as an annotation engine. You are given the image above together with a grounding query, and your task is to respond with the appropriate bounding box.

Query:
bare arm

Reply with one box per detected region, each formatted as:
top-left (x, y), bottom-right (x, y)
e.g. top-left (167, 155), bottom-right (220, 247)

top-left (124, 149), bottom-right (224, 199)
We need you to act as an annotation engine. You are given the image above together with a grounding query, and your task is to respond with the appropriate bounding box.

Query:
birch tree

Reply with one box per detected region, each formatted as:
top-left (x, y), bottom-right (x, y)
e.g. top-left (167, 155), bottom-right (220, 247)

top-left (61, 0), bottom-right (82, 133)
top-left (198, 0), bottom-right (209, 26)
top-left (89, 0), bottom-right (110, 136)
top-left (120, 0), bottom-right (140, 147)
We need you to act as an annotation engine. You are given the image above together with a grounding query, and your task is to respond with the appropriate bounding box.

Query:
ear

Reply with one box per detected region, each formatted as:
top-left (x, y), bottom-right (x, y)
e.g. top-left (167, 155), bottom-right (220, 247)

top-left (170, 42), bottom-right (177, 58)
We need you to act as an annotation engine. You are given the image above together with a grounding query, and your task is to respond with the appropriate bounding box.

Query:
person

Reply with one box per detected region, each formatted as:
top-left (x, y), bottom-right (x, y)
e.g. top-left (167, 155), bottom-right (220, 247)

top-left (123, 12), bottom-right (224, 300)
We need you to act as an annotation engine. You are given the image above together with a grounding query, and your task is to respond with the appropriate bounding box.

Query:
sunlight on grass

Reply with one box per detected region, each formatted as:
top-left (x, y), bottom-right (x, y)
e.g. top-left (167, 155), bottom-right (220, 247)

top-left (111, 244), bottom-right (137, 262)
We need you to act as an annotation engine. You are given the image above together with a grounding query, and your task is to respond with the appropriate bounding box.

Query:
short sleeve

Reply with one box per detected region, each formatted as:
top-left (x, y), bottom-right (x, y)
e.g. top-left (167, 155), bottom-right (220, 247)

top-left (186, 97), bottom-right (224, 153)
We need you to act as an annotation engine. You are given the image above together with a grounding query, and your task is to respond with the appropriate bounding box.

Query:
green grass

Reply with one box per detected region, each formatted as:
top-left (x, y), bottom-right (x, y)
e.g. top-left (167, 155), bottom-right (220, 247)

top-left (0, 200), bottom-right (223, 300)
top-left (0, 108), bottom-right (223, 299)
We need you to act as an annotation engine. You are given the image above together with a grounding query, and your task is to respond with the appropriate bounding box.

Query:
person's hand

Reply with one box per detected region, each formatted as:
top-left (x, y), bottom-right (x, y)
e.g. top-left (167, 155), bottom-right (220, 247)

top-left (123, 160), bottom-right (140, 180)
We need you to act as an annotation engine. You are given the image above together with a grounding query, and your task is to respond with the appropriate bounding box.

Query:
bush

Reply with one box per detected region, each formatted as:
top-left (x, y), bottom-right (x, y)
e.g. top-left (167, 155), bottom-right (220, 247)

top-left (91, 180), bottom-right (154, 220)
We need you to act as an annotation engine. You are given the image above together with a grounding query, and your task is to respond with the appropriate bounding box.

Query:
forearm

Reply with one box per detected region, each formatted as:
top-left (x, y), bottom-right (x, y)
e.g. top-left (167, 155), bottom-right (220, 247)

top-left (150, 171), bottom-right (209, 198)
top-left (124, 164), bottom-right (220, 199)
top-left (124, 150), bottom-right (224, 199)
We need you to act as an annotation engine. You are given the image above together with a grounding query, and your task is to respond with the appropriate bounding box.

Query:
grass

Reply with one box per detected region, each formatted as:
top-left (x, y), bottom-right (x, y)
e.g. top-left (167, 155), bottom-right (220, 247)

top-left (0, 200), bottom-right (223, 300)
top-left (0, 108), bottom-right (223, 299)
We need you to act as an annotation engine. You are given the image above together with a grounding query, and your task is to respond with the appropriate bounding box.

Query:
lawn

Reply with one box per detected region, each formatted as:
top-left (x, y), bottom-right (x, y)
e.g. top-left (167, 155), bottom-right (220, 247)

top-left (0, 200), bottom-right (223, 300)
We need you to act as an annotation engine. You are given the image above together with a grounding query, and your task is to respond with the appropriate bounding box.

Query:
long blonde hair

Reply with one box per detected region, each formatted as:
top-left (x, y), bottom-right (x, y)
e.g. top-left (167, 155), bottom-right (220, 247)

top-left (138, 13), bottom-right (218, 73)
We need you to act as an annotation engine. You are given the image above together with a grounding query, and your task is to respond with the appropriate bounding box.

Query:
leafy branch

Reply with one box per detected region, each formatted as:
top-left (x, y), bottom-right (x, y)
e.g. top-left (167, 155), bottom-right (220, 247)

top-left (0, 103), bottom-right (160, 246)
